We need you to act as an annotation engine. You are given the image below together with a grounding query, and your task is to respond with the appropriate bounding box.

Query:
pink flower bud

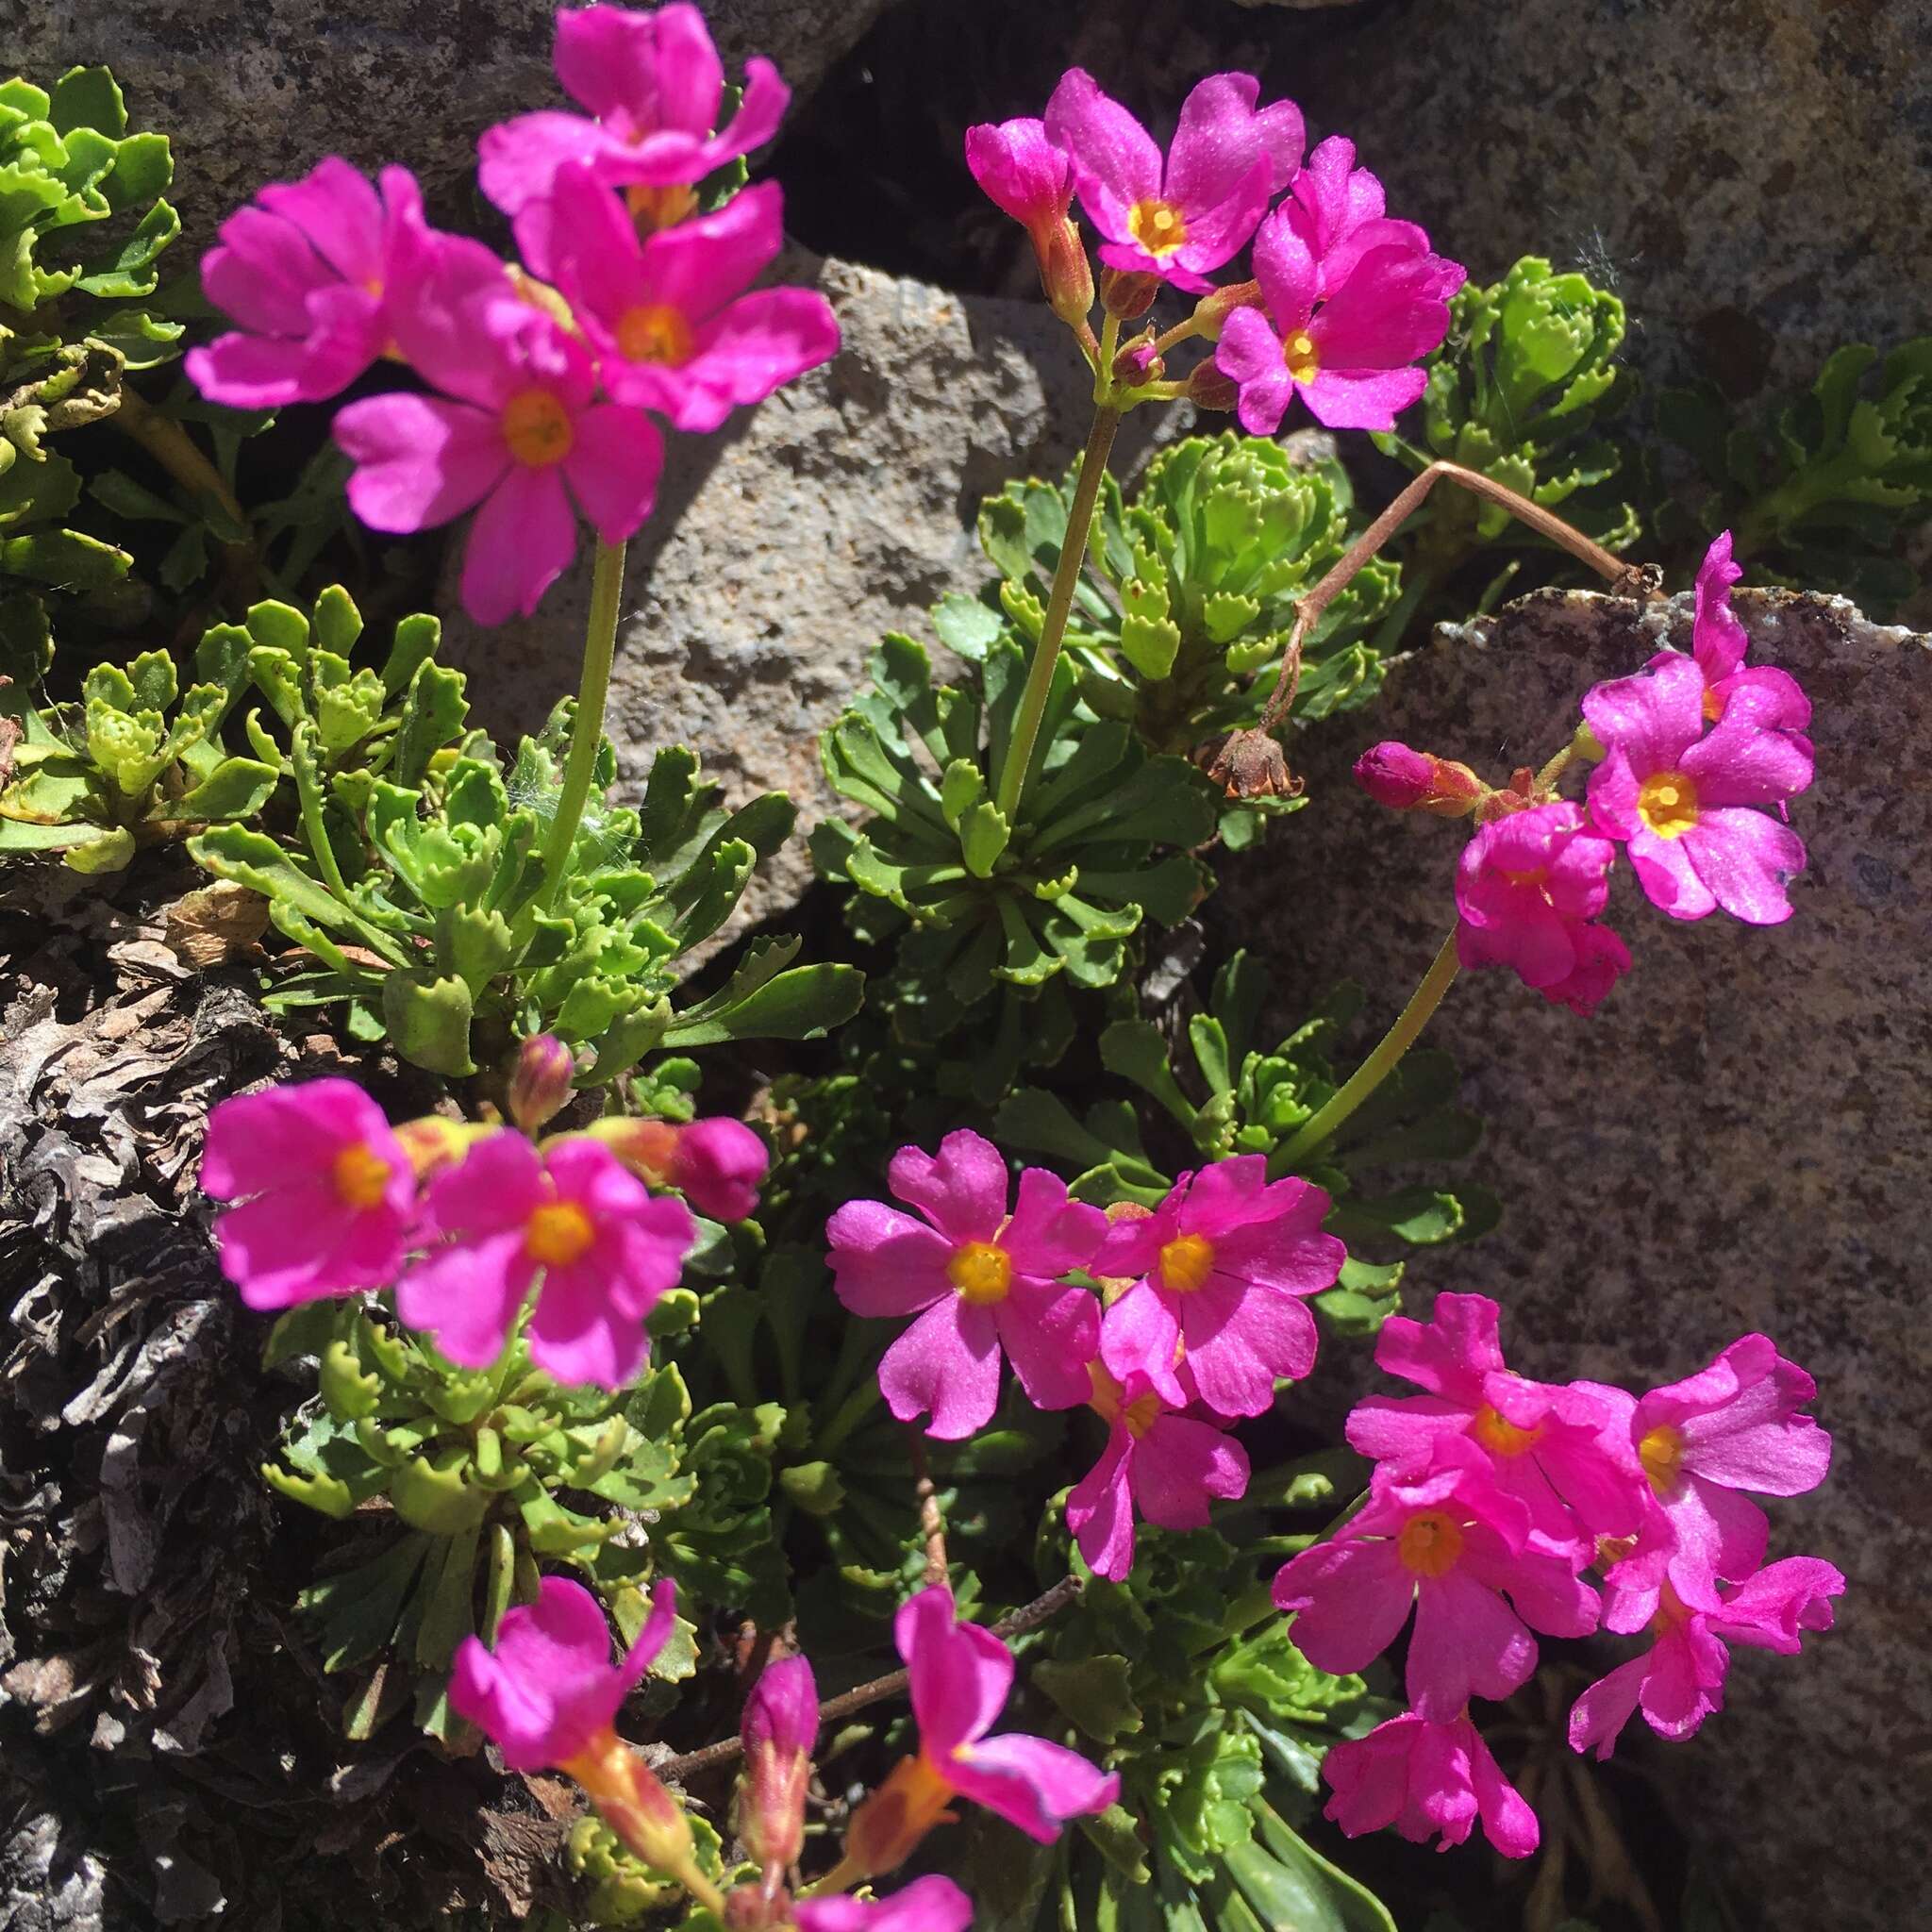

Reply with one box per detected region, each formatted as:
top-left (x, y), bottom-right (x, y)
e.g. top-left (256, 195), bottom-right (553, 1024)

top-left (672, 1117), bottom-right (770, 1222)
top-left (1113, 337), bottom-right (1161, 385)
top-left (963, 117), bottom-right (1073, 237)
top-left (1354, 741), bottom-right (1485, 816)
top-left (739, 1655), bottom-right (817, 1874)
top-left (508, 1032), bottom-right (576, 1133)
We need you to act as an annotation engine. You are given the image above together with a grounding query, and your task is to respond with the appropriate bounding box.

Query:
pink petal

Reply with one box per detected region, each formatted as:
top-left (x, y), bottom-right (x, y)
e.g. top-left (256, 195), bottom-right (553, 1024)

top-left (897, 1587), bottom-right (1008, 1751)
top-left (478, 109), bottom-right (613, 218)
top-left (336, 393), bottom-right (507, 534)
top-left (1712, 1556), bottom-right (1845, 1652)
top-left (1691, 530), bottom-right (1747, 682)
top-left (201, 207), bottom-right (334, 335)
top-left (1679, 715), bottom-right (1814, 806)
top-left (557, 0), bottom-right (720, 130)
top-left (1464, 1720), bottom-right (1541, 1856)
top-left (964, 117), bottom-right (1072, 230)
top-left (640, 179), bottom-right (785, 317)
top-left (953, 1732), bottom-right (1120, 1840)
top-left (889, 1129), bottom-right (1009, 1241)
top-left (1168, 154), bottom-right (1274, 285)
top-left (1043, 68), bottom-right (1160, 240)
top-left (563, 403), bottom-right (665, 543)
top-left (1099, 1281), bottom-right (1186, 1407)
top-left (1274, 1537), bottom-right (1415, 1675)
top-left (459, 463), bottom-right (579, 625)
top-left (1580, 654), bottom-right (1706, 775)
top-left (1180, 1281), bottom-right (1317, 1416)
top-left (655, 287), bottom-right (840, 430)
top-left (1298, 365), bottom-right (1429, 433)
top-left (1375, 1292), bottom-right (1503, 1399)
top-left (1406, 1570), bottom-right (1538, 1716)
top-left (257, 156), bottom-right (385, 285)
top-left (1680, 808), bottom-right (1806, 924)
top-left (1309, 243), bottom-right (1459, 371)
top-left (1131, 1413), bottom-right (1247, 1525)
top-left (1164, 74), bottom-right (1265, 218)
top-left (1625, 823), bottom-right (1721, 920)
top-left (1345, 1393), bottom-right (1469, 1471)
top-left (1567, 1652), bottom-right (1648, 1760)
top-left (994, 1277), bottom-right (1099, 1412)
top-left (395, 1228), bottom-right (535, 1368)
top-left (877, 1296), bottom-right (1001, 1440)
top-left (1067, 1427), bottom-right (1137, 1580)
top-left (1637, 1621), bottom-right (1729, 1739)
top-left (1003, 1165), bottom-right (1108, 1275)
top-left (825, 1199), bottom-right (955, 1317)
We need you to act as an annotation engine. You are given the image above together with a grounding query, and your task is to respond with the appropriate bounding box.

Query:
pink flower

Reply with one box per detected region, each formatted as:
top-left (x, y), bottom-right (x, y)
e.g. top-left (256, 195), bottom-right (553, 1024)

top-left (201, 1077), bottom-right (415, 1309)
top-left (397, 1131), bottom-right (695, 1388)
top-left (1582, 652), bottom-right (1813, 924)
top-left (1680, 531), bottom-right (1812, 738)
top-left (1569, 1557), bottom-right (1844, 1759)
top-left (1043, 69), bottom-right (1302, 292)
top-left (188, 160), bottom-right (463, 409)
top-left (1092, 1155), bottom-right (1344, 1417)
top-left (450, 1574), bottom-right (676, 1773)
top-left (741, 1654), bottom-right (816, 1874)
top-left (478, 2), bottom-right (790, 225)
top-left (540, 170), bottom-right (838, 432)
top-left (964, 116), bottom-right (1074, 241)
top-left (1453, 800), bottom-right (1631, 1015)
top-left (824, 1130), bottom-right (1107, 1440)
top-left (1354, 741), bottom-right (1484, 817)
top-left (843, 1586), bottom-right (1118, 1874)
top-left (1068, 1344), bottom-right (1249, 1580)
top-left (1323, 1709), bottom-right (1539, 1858)
top-left (1215, 209), bottom-right (1463, 433)
top-left (671, 1116), bottom-right (770, 1222)
top-left (333, 270), bottom-right (665, 625)
top-left (1273, 1444), bottom-right (1599, 1719)
top-left (1588, 1334), bottom-right (1831, 1625)
top-left (1282, 135), bottom-right (1431, 297)
top-left (1346, 1293), bottom-right (1648, 1556)
top-left (793, 1877), bottom-right (974, 1932)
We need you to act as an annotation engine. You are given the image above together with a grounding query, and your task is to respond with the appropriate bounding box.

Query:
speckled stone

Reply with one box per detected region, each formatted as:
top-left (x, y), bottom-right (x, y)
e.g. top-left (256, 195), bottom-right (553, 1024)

top-left (1217, 585), bottom-right (1931, 1930)
top-left (0, 0), bottom-right (888, 247)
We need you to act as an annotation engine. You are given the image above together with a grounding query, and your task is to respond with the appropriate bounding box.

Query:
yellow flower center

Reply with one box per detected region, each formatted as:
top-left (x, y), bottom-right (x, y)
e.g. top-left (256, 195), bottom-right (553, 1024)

top-left (331, 1141), bottom-right (394, 1210)
top-left (1637, 770), bottom-right (1699, 839)
top-left (616, 302), bottom-right (694, 367)
top-left (1469, 1404), bottom-right (1545, 1459)
top-left (1638, 1423), bottom-right (1686, 1497)
top-left (1126, 197), bottom-right (1189, 257)
top-left (1395, 1508), bottom-right (1465, 1578)
top-left (1283, 329), bottom-right (1320, 383)
top-left (625, 180), bottom-right (699, 230)
top-left (502, 388), bottom-right (575, 467)
top-left (1086, 1360), bottom-right (1158, 1438)
top-left (1158, 1232), bottom-right (1216, 1294)
top-left (947, 1241), bottom-right (1013, 1306)
top-left (525, 1199), bottom-right (596, 1267)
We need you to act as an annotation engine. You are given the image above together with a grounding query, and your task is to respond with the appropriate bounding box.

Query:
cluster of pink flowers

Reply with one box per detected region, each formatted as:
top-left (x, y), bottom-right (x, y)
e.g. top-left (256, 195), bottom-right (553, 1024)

top-left (1356, 532), bottom-right (1817, 1015)
top-left (1272, 1291), bottom-right (1840, 1857)
top-left (966, 72), bottom-right (1463, 434)
top-left (187, 3), bottom-right (838, 623)
top-left (451, 1575), bottom-right (1109, 1927)
top-left (827, 1133), bottom-right (1345, 1580)
top-left (198, 1045), bottom-right (770, 1390)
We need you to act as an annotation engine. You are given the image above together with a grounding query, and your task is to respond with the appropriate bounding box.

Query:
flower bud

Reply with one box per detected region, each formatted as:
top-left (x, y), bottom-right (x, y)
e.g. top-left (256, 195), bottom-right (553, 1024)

top-left (508, 1032), bottom-right (576, 1133)
top-left (1099, 268), bottom-right (1158, 321)
top-left (1354, 741), bottom-right (1485, 817)
top-left (584, 1115), bottom-right (683, 1185)
top-left (1184, 360), bottom-right (1240, 412)
top-left (673, 1118), bottom-right (770, 1222)
top-left (1113, 336), bottom-right (1161, 385)
top-left (737, 1655), bottom-right (817, 1877)
top-left (1191, 278), bottom-right (1261, 342)
top-left (1037, 217), bottom-right (1094, 327)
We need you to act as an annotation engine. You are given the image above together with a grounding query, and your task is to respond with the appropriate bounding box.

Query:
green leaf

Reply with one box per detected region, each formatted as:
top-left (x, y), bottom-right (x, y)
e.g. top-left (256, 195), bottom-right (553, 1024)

top-left (1033, 1655), bottom-right (1143, 1744)
top-left (380, 973), bottom-right (477, 1077)
top-left (659, 962), bottom-right (863, 1048)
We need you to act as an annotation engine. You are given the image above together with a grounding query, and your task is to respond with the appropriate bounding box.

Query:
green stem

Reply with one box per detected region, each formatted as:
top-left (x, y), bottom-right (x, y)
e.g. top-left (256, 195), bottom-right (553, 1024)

top-left (539, 538), bottom-right (626, 907)
top-left (992, 403), bottom-right (1122, 821)
top-left (1276, 930), bottom-right (1461, 1169)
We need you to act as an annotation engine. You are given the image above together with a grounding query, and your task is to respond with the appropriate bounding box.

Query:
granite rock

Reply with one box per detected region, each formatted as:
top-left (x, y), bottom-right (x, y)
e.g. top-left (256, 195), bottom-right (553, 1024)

top-left (1217, 585), bottom-right (1930, 1931)
top-left (0, 0), bottom-right (891, 247)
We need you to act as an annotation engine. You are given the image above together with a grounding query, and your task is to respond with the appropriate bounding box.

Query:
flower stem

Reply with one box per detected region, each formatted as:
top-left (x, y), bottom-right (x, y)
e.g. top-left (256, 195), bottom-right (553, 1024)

top-left (540, 538), bottom-right (627, 908)
top-left (1275, 930), bottom-right (1461, 1170)
top-left (992, 403), bottom-right (1121, 822)
top-left (111, 387), bottom-right (258, 602)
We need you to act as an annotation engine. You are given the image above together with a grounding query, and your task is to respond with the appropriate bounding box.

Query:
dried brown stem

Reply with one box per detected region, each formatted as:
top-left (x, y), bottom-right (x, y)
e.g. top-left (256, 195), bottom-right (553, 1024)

top-left (655, 1576), bottom-right (1086, 1786)
top-left (909, 1434), bottom-right (948, 1591)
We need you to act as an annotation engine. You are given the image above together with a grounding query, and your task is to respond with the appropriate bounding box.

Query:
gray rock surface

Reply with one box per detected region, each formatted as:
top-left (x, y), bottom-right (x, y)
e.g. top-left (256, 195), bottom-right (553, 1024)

top-left (1219, 585), bottom-right (1930, 1931)
top-left (453, 254), bottom-right (1187, 941)
top-left (0, 0), bottom-right (889, 246)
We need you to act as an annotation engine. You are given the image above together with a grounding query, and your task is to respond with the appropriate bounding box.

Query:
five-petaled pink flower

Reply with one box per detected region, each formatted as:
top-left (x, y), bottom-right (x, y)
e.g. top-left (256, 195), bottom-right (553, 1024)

top-left (1281, 135), bottom-right (1430, 299)
top-left (478, 2), bottom-right (790, 238)
top-left (333, 265), bottom-right (665, 625)
top-left (1453, 800), bottom-right (1632, 1015)
top-left (843, 1585), bottom-right (1118, 1875)
top-left (793, 1877), bottom-right (974, 1932)
top-left (398, 1131), bottom-right (695, 1388)
top-left (188, 159), bottom-right (465, 409)
top-left (542, 169), bottom-right (839, 432)
top-left (1678, 531), bottom-right (1812, 740)
top-left (451, 1574), bottom-right (676, 1772)
top-left (1346, 1292), bottom-right (1648, 1557)
top-left (1044, 69), bottom-right (1302, 292)
top-left (1068, 1341), bottom-right (1250, 1580)
top-left (1093, 1154), bottom-right (1345, 1417)
top-left (824, 1129), bottom-right (1107, 1440)
top-left (1322, 1708), bottom-right (1540, 1858)
top-left (1584, 1334), bottom-right (1831, 1627)
top-left (1216, 208), bottom-right (1463, 434)
top-left (1274, 1442), bottom-right (1599, 1719)
top-left (1583, 652), bottom-right (1813, 924)
top-left (202, 1077), bottom-right (415, 1308)
top-left (1569, 1557), bottom-right (1844, 1759)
